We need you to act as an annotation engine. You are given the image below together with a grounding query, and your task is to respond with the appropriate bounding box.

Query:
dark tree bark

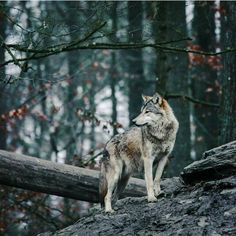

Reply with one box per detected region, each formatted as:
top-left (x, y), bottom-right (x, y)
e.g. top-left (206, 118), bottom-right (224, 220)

top-left (65, 1), bottom-right (81, 162)
top-left (149, 2), bottom-right (191, 176)
top-left (127, 1), bottom-right (145, 123)
top-left (66, 4), bottom-right (81, 215)
top-left (219, 2), bottom-right (236, 144)
top-left (110, 2), bottom-right (118, 135)
top-left (192, 1), bottom-right (218, 158)
top-left (0, 2), bottom-right (7, 149)
top-left (166, 1), bottom-right (191, 176)
top-left (154, 2), bottom-right (169, 95)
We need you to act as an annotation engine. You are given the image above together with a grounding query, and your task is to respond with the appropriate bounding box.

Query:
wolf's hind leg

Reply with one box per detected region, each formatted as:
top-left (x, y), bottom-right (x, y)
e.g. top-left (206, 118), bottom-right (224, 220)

top-left (104, 168), bottom-right (120, 213)
top-left (112, 173), bottom-right (130, 204)
top-left (154, 155), bottom-right (168, 196)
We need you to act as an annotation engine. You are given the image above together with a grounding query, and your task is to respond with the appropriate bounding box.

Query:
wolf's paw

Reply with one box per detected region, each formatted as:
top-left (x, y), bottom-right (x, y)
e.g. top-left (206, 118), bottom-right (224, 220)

top-left (147, 196), bottom-right (158, 202)
top-left (154, 186), bottom-right (161, 196)
top-left (105, 208), bottom-right (115, 213)
top-left (155, 190), bottom-right (164, 198)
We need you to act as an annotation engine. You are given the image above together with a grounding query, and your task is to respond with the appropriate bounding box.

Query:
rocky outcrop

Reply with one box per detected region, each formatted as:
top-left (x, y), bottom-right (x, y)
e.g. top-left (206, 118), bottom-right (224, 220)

top-left (39, 141), bottom-right (236, 236)
top-left (181, 141), bottom-right (236, 184)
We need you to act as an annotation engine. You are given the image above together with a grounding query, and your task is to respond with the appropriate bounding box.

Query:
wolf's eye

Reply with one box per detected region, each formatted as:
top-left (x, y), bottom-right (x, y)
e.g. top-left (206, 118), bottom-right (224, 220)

top-left (145, 110), bottom-right (150, 114)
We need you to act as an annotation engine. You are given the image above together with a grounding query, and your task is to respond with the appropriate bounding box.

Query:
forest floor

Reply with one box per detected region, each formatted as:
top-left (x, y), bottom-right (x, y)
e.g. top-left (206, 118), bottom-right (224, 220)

top-left (39, 175), bottom-right (236, 236)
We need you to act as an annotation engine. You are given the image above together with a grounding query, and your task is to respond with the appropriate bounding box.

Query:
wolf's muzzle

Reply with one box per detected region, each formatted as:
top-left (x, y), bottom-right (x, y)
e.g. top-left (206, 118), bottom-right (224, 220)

top-left (132, 119), bottom-right (147, 127)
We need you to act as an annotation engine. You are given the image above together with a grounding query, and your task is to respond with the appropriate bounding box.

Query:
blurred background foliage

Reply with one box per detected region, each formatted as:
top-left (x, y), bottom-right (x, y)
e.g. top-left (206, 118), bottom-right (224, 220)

top-left (0, 1), bottom-right (235, 235)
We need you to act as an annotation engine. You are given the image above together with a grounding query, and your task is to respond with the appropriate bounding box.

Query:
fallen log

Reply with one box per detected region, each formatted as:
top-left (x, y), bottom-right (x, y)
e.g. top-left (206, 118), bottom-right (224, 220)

top-left (181, 141), bottom-right (236, 184)
top-left (0, 150), bottom-right (146, 202)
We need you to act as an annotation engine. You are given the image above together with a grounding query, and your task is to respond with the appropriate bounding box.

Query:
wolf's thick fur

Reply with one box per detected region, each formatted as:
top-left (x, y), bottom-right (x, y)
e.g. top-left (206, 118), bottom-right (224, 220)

top-left (99, 93), bottom-right (179, 212)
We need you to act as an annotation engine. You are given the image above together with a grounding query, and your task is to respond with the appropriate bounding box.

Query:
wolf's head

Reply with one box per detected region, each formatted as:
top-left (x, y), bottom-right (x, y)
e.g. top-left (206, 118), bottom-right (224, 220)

top-left (132, 93), bottom-right (167, 126)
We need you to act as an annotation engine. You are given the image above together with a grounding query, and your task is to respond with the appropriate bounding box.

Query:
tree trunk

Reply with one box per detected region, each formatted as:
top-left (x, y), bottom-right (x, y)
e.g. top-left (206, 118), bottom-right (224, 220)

top-left (154, 2), bottom-right (169, 95)
top-left (152, 2), bottom-right (191, 176)
top-left (192, 1), bottom-right (218, 158)
top-left (165, 1), bottom-right (191, 176)
top-left (127, 1), bottom-right (145, 123)
top-left (66, 1), bottom-right (80, 163)
top-left (110, 2), bottom-right (118, 135)
top-left (0, 2), bottom-right (7, 149)
top-left (219, 2), bottom-right (236, 144)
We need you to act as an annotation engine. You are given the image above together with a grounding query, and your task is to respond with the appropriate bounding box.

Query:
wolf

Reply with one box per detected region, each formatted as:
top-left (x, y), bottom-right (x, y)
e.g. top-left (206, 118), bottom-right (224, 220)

top-left (99, 93), bottom-right (179, 212)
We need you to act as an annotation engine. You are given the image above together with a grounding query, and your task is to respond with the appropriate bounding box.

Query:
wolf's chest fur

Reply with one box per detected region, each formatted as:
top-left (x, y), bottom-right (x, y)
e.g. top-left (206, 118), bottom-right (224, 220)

top-left (141, 123), bottom-right (175, 156)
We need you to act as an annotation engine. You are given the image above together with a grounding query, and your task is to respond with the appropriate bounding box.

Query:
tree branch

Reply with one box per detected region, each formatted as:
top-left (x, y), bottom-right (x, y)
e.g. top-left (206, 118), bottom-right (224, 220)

top-left (0, 21), bottom-right (107, 68)
top-left (0, 35), bottom-right (23, 69)
top-left (165, 93), bottom-right (219, 108)
top-left (1, 36), bottom-right (235, 68)
top-left (5, 41), bottom-right (235, 55)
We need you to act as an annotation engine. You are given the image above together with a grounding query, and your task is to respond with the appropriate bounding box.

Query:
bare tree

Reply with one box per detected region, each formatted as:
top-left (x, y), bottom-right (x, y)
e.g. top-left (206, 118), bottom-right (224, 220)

top-left (192, 1), bottom-right (218, 158)
top-left (127, 1), bottom-right (145, 123)
top-left (0, 2), bottom-right (7, 149)
top-left (219, 2), bottom-right (236, 144)
top-left (166, 1), bottom-right (191, 175)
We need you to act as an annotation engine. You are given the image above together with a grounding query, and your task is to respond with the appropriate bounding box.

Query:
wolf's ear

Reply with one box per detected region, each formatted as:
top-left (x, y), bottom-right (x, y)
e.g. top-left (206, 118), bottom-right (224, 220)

top-left (152, 93), bottom-right (162, 104)
top-left (142, 94), bottom-right (152, 103)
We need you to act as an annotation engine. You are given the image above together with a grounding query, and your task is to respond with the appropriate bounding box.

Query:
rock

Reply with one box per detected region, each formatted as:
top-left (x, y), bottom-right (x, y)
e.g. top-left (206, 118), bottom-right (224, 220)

top-left (39, 175), bottom-right (236, 236)
top-left (202, 141), bottom-right (236, 159)
top-left (181, 141), bottom-right (236, 184)
top-left (224, 207), bottom-right (236, 216)
top-left (38, 142), bottom-right (236, 236)
top-left (197, 216), bottom-right (209, 227)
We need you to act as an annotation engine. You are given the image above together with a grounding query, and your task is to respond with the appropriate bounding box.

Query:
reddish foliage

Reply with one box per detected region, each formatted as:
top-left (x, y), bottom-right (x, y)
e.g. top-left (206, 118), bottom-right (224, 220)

top-left (207, 55), bottom-right (223, 70)
top-left (214, 5), bottom-right (226, 15)
top-left (76, 108), bottom-right (123, 131)
top-left (188, 44), bottom-right (205, 67)
top-left (91, 62), bottom-right (99, 69)
top-left (1, 105), bottom-right (28, 121)
top-left (35, 112), bottom-right (48, 121)
top-left (188, 44), bottom-right (223, 70)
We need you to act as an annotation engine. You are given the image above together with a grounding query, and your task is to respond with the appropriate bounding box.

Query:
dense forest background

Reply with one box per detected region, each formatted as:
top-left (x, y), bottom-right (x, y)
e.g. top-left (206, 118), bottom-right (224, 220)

top-left (0, 1), bottom-right (235, 235)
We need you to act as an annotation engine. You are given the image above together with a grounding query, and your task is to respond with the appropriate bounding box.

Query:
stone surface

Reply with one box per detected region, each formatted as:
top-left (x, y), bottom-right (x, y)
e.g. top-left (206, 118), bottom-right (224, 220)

top-left (181, 141), bottom-right (236, 184)
top-left (39, 175), bottom-right (236, 236)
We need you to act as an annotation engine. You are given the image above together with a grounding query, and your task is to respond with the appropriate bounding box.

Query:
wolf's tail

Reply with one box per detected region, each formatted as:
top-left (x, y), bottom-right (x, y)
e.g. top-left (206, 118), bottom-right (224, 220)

top-left (99, 152), bottom-right (108, 207)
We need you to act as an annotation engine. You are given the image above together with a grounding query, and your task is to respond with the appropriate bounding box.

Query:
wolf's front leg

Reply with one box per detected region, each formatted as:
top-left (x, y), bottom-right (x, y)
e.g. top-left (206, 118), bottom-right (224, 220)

top-left (144, 157), bottom-right (157, 202)
top-left (154, 155), bottom-right (168, 196)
